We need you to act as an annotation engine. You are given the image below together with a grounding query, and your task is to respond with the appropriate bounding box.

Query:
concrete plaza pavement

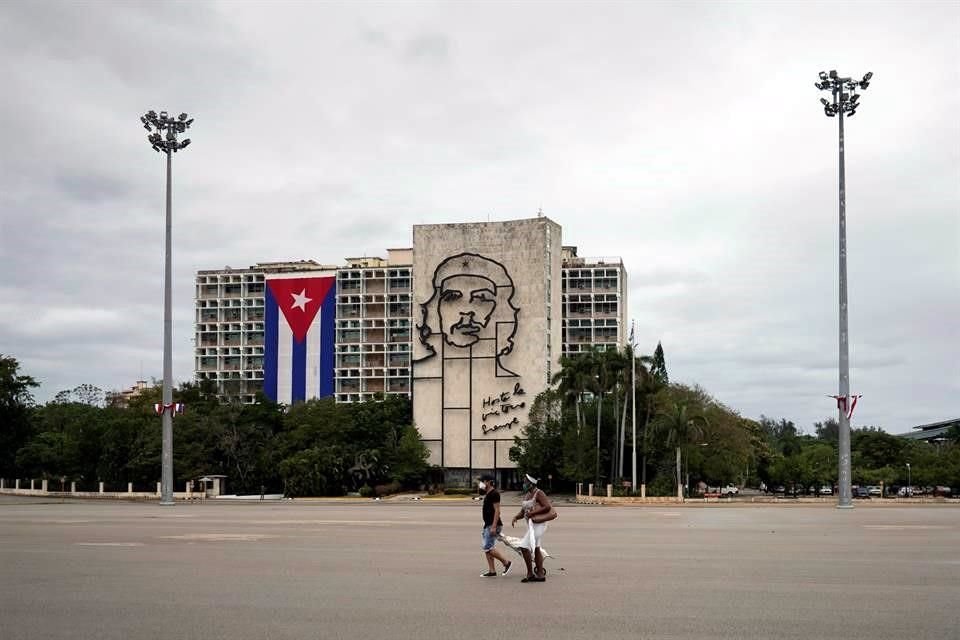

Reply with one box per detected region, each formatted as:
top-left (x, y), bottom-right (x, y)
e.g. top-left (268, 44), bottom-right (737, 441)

top-left (0, 496), bottom-right (957, 640)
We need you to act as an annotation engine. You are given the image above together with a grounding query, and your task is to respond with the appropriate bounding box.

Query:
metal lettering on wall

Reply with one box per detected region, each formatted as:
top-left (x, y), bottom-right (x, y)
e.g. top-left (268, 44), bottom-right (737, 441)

top-left (481, 383), bottom-right (526, 434)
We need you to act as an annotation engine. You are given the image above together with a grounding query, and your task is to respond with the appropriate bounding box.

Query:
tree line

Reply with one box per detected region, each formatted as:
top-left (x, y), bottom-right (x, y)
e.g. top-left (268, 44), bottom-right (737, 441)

top-left (510, 345), bottom-right (960, 495)
top-left (3, 352), bottom-right (958, 497)
top-left (0, 355), bottom-right (429, 497)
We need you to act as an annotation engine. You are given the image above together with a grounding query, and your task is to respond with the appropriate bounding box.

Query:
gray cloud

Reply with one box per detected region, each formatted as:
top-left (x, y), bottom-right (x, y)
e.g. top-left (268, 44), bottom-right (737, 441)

top-left (404, 33), bottom-right (451, 62)
top-left (0, 1), bottom-right (956, 436)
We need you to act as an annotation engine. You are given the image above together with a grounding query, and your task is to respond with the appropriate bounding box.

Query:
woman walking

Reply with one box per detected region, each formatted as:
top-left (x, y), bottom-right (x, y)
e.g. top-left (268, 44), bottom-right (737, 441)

top-left (510, 474), bottom-right (555, 583)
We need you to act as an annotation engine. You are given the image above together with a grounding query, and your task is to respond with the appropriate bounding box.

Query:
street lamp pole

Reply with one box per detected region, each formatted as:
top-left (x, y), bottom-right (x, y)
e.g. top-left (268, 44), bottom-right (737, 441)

top-left (141, 110), bottom-right (193, 506)
top-left (630, 321), bottom-right (637, 493)
top-left (815, 70), bottom-right (872, 509)
top-left (906, 462), bottom-right (911, 496)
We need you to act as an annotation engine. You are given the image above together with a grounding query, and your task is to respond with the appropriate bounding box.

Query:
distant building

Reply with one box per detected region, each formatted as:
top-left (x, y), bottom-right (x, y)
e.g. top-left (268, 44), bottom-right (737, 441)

top-left (560, 246), bottom-right (628, 358)
top-left (335, 249), bottom-right (414, 403)
top-left (411, 218), bottom-right (563, 485)
top-left (106, 380), bottom-right (151, 408)
top-left (896, 418), bottom-right (959, 443)
top-left (193, 219), bottom-right (628, 418)
top-left (194, 260), bottom-right (336, 404)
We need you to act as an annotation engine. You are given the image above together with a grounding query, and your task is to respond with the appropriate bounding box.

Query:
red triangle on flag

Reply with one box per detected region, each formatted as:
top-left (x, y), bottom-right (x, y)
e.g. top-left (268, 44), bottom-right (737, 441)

top-left (266, 276), bottom-right (335, 343)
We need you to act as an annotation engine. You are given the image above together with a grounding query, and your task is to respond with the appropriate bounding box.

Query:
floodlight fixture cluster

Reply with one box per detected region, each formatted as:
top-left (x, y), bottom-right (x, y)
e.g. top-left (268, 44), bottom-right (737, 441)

top-left (815, 70), bottom-right (872, 118)
top-left (141, 110), bottom-right (193, 153)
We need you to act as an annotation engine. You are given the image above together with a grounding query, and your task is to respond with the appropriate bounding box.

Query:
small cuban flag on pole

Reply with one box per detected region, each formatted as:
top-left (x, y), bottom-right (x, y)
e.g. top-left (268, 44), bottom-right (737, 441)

top-left (828, 395), bottom-right (862, 420)
top-left (154, 403), bottom-right (186, 417)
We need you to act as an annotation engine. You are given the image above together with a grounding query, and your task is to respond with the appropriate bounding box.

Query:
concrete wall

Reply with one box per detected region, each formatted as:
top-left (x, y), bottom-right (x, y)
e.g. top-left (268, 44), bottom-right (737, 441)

top-left (412, 217), bottom-right (562, 477)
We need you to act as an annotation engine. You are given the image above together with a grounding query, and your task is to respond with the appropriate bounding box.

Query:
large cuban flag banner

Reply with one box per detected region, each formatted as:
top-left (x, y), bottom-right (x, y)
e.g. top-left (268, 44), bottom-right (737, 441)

top-left (263, 272), bottom-right (337, 404)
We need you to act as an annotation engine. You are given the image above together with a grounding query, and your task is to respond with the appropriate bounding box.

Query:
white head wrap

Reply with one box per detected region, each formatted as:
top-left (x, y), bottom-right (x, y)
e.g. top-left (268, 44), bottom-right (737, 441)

top-left (525, 474), bottom-right (539, 485)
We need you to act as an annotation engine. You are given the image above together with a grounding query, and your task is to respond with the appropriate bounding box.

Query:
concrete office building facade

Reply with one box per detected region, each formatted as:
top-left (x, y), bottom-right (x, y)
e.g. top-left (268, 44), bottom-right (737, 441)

top-left (194, 217), bottom-right (627, 482)
top-left (560, 246), bottom-right (628, 358)
top-left (195, 260), bottom-right (333, 404)
top-left (411, 218), bottom-right (563, 485)
top-left (334, 250), bottom-right (414, 403)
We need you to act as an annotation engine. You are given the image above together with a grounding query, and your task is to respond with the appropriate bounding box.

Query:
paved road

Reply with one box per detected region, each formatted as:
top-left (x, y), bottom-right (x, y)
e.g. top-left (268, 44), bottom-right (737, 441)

top-left (0, 496), bottom-right (957, 640)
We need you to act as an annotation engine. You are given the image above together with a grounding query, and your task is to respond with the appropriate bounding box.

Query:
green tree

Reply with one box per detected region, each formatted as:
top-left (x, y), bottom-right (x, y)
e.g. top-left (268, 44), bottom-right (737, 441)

top-left (852, 428), bottom-right (905, 470)
top-left (611, 345), bottom-right (648, 481)
top-left (650, 341), bottom-right (668, 385)
top-left (637, 350), bottom-right (665, 489)
top-left (20, 395), bottom-right (104, 482)
top-left (561, 415), bottom-right (596, 484)
top-left (814, 418), bottom-right (839, 444)
top-left (797, 442), bottom-right (837, 490)
top-left (0, 355), bottom-right (39, 476)
top-left (509, 389), bottom-right (564, 482)
top-left (651, 400), bottom-right (708, 499)
top-left (946, 424), bottom-right (960, 445)
top-left (587, 348), bottom-right (619, 486)
top-left (53, 383), bottom-right (105, 407)
top-left (279, 446), bottom-right (344, 497)
top-left (551, 354), bottom-right (594, 438)
top-left (389, 425), bottom-right (430, 487)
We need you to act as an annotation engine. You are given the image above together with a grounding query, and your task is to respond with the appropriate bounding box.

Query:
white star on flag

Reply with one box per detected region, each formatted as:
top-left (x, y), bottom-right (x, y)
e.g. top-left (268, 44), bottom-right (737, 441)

top-left (290, 289), bottom-right (313, 311)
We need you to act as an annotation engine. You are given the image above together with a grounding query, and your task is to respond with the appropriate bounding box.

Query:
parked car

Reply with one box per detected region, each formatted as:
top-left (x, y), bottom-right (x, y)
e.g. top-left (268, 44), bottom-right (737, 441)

top-left (853, 486), bottom-right (870, 499)
top-left (868, 485), bottom-right (882, 497)
top-left (819, 485), bottom-right (833, 495)
top-left (933, 486), bottom-right (952, 497)
top-left (721, 484), bottom-right (739, 496)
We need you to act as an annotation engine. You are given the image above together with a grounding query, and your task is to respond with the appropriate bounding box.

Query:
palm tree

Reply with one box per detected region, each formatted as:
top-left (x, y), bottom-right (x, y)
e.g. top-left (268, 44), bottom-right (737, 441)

top-left (639, 360), bottom-right (666, 490)
top-left (551, 353), bottom-right (596, 485)
top-left (607, 347), bottom-right (629, 481)
top-left (551, 354), bottom-right (593, 436)
top-left (588, 348), bottom-right (615, 487)
top-left (651, 401), bottom-right (708, 499)
top-left (603, 346), bottom-right (643, 482)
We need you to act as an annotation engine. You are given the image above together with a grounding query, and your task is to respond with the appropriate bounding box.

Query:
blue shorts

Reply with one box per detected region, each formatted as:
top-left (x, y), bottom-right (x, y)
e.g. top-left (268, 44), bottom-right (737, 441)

top-left (481, 525), bottom-right (502, 552)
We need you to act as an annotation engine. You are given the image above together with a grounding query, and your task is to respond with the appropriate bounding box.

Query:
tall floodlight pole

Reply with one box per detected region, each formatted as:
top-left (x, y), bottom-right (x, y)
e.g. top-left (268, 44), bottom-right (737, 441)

top-left (815, 70), bottom-right (872, 509)
top-left (630, 321), bottom-right (637, 493)
top-left (141, 110), bottom-right (193, 506)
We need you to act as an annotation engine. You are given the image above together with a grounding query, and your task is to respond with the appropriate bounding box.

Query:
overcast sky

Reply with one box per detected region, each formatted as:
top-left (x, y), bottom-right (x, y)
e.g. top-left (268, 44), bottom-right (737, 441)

top-left (1, 1), bottom-right (956, 433)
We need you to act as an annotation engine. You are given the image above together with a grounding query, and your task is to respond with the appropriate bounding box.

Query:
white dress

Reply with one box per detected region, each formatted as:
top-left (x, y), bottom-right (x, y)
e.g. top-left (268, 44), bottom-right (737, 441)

top-left (498, 490), bottom-right (554, 558)
top-left (516, 490), bottom-right (548, 552)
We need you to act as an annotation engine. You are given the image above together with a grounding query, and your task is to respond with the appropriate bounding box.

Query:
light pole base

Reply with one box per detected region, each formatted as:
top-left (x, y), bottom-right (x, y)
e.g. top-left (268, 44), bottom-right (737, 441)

top-left (836, 503), bottom-right (854, 509)
top-left (159, 500), bottom-right (175, 506)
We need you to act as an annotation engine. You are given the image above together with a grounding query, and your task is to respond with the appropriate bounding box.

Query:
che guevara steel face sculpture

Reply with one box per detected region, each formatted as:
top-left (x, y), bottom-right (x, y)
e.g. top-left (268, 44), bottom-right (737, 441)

top-left (414, 252), bottom-right (528, 455)
top-left (415, 252), bottom-right (520, 377)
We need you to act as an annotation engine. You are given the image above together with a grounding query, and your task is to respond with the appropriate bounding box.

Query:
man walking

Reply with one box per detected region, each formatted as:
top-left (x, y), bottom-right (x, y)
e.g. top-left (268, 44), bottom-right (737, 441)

top-left (478, 474), bottom-right (512, 577)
